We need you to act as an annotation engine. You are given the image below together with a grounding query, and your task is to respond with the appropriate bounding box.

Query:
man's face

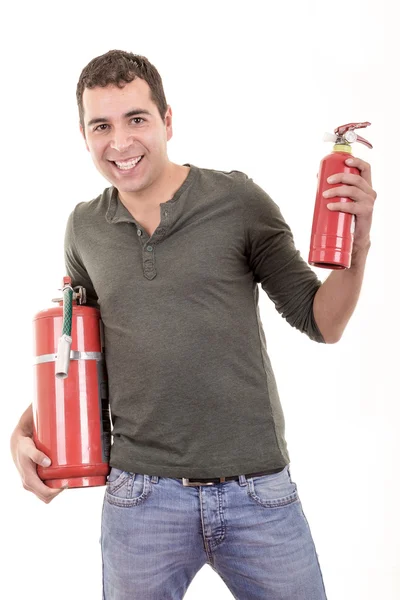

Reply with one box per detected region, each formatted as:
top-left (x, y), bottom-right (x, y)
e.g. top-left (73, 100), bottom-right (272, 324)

top-left (80, 77), bottom-right (173, 194)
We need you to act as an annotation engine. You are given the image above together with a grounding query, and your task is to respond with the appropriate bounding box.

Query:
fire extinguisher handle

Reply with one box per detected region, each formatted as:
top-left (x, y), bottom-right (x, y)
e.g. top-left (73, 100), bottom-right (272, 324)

top-left (333, 121), bottom-right (373, 149)
top-left (355, 133), bottom-right (373, 149)
top-left (334, 121), bottom-right (371, 135)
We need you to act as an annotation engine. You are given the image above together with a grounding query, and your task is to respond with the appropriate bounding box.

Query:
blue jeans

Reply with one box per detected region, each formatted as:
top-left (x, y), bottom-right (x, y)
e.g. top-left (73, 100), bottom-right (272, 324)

top-left (101, 464), bottom-right (328, 599)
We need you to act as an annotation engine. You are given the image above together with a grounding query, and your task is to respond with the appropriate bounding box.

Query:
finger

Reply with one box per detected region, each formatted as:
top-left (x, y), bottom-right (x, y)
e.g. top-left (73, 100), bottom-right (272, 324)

top-left (326, 172), bottom-right (371, 195)
top-left (18, 436), bottom-right (51, 467)
top-left (22, 475), bottom-right (68, 503)
top-left (345, 157), bottom-right (372, 186)
top-left (21, 457), bottom-right (68, 495)
top-left (328, 200), bottom-right (373, 217)
top-left (18, 439), bottom-right (68, 502)
top-left (37, 487), bottom-right (68, 504)
top-left (326, 201), bottom-right (362, 215)
top-left (323, 185), bottom-right (364, 201)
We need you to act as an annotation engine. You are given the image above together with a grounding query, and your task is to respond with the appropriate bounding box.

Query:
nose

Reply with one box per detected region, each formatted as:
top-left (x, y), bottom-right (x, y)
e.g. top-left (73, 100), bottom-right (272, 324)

top-left (109, 128), bottom-right (134, 153)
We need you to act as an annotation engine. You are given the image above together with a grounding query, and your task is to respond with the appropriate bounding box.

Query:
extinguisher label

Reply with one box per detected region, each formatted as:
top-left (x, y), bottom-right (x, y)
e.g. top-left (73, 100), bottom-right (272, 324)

top-left (97, 359), bottom-right (111, 463)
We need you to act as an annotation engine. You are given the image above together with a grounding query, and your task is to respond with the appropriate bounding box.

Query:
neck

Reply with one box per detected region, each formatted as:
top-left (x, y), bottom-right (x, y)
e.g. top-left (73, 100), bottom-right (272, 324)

top-left (117, 161), bottom-right (188, 215)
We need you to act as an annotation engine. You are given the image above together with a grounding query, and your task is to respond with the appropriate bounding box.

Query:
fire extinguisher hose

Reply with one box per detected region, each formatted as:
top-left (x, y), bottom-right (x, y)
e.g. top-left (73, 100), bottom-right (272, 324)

top-left (55, 285), bottom-right (73, 379)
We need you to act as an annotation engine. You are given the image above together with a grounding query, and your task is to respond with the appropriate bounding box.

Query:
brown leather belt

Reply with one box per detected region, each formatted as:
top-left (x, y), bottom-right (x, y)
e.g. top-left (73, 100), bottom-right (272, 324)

top-left (181, 467), bottom-right (284, 487)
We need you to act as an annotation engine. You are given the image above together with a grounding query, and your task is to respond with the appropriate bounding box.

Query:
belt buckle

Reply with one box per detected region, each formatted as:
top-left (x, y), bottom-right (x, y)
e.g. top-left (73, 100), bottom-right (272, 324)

top-left (182, 477), bottom-right (223, 487)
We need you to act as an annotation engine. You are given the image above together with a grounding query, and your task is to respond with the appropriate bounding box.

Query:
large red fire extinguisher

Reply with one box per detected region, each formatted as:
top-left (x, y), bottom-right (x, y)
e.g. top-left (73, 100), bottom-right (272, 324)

top-left (32, 276), bottom-right (111, 489)
top-left (308, 121), bottom-right (373, 270)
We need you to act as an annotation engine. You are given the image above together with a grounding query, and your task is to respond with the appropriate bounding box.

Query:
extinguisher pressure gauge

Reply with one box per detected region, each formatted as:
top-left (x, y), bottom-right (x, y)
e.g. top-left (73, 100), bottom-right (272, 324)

top-left (344, 130), bottom-right (357, 143)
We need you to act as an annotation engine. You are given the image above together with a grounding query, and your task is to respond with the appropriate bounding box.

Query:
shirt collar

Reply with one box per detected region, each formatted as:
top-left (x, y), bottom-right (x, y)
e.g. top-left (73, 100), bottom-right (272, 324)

top-left (105, 163), bottom-right (197, 225)
top-left (105, 186), bottom-right (135, 224)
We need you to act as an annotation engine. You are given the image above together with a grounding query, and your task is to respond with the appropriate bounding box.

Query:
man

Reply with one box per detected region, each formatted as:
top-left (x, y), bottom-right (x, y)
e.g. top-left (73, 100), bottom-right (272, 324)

top-left (10, 49), bottom-right (377, 599)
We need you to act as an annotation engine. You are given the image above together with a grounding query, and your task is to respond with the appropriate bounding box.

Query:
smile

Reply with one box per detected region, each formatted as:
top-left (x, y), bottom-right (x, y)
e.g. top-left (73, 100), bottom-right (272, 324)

top-left (110, 156), bottom-right (144, 172)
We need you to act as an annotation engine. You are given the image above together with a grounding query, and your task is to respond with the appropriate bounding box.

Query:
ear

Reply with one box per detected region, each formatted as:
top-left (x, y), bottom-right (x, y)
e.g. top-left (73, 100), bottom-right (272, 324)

top-left (165, 105), bottom-right (173, 142)
top-left (80, 123), bottom-right (90, 152)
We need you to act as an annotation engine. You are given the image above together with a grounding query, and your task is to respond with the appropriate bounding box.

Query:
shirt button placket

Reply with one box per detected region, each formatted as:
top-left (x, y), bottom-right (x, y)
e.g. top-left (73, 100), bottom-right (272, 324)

top-left (143, 243), bottom-right (156, 280)
top-left (137, 205), bottom-right (172, 280)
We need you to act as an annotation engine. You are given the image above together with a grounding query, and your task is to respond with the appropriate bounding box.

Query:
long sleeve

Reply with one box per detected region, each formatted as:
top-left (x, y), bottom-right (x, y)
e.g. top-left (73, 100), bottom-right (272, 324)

top-left (64, 208), bottom-right (100, 309)
top-left (242, 175), bottom-right (326, 343)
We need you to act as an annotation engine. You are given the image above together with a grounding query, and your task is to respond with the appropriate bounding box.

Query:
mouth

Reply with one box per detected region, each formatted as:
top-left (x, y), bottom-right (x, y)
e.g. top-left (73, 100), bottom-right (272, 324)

top-left (109, 155), bottom-right (144, 173)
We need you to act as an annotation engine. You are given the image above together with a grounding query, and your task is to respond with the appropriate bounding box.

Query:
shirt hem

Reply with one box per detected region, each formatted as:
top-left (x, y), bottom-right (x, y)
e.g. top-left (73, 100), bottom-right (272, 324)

top-left (108, 459), bottom-right (290, 479)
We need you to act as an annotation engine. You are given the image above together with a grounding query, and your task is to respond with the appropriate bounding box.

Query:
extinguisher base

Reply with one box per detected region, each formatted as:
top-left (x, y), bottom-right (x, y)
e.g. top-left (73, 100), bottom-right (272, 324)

top-left (309, 260), bottom-right (347, 270)
top-left (45, 475), bottom-right (107, 489)
top-left (309, 246), bottom-right (351, 270)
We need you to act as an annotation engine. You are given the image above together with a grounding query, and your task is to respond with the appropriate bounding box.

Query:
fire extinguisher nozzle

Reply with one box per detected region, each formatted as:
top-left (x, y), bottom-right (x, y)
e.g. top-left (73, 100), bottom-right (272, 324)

top-left (55, 334), bottom-right (72, 379)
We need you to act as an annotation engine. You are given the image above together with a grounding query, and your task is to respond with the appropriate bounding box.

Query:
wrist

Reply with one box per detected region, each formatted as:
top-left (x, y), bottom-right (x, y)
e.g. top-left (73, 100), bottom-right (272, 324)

top-left (353, 237), bottom-right (371, 254)
top-left (351, 240), bottom-right (371, 270)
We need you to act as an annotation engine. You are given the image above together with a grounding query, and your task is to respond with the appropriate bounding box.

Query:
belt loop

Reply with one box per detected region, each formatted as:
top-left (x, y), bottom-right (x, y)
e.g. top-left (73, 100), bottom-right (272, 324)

top-left (150, 475), bottom-right (159, 483)
top-left (238, 474), bottom-right (247, 486)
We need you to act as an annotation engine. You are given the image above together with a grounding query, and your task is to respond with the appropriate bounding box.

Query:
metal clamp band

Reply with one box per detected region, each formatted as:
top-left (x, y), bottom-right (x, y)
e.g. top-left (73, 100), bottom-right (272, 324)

top-left (34, 351), bottom-right (103, 365)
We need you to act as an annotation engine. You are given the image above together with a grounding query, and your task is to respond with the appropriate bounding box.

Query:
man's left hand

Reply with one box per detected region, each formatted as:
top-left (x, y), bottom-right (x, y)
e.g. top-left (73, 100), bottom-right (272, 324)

top-left (322, 156), bottom-right (377, 250)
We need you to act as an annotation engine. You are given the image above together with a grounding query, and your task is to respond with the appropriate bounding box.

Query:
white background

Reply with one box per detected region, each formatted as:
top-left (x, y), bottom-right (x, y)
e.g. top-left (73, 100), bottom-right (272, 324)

top-left (2, 0), bottom-right (398, 598)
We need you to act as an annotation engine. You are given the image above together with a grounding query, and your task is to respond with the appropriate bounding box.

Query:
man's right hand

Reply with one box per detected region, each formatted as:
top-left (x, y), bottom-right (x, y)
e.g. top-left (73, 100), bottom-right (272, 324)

top-left (10, 431), bottom-right (67, 504)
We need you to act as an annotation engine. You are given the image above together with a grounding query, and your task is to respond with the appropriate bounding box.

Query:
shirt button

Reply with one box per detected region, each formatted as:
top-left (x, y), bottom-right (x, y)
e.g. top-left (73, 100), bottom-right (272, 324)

top-left (164, 211), bottom-right (168, 217)
top-left (137, 229), bottom-right (142, 236)
top-left (146, 245), bottom-right (153, 251)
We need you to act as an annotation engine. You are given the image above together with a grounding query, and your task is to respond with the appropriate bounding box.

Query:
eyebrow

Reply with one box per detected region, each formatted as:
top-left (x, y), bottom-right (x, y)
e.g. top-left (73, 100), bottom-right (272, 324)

top-left (87, 109), bottom-right (152, 127)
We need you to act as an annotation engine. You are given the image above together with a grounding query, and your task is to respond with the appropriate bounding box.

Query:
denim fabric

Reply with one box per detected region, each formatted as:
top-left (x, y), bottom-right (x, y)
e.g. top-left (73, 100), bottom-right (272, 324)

top-left (101, 464), bottom-right (327, 599)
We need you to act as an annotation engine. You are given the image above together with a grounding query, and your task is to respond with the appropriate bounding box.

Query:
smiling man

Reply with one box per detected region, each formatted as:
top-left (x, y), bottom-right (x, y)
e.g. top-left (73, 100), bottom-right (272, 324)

top-left (11, 49), bottom-right (376, 600)
top-left (80, 75), bottom-right (190, 232)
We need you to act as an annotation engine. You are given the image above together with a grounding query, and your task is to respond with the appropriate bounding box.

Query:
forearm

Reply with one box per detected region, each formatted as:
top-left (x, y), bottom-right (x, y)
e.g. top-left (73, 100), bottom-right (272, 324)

top-left (313, 242), bottom-right (371, 343)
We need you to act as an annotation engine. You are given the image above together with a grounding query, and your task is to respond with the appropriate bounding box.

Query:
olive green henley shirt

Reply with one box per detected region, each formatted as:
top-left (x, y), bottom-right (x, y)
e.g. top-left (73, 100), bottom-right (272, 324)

top-left (64, 163), bottom-right (326, 478)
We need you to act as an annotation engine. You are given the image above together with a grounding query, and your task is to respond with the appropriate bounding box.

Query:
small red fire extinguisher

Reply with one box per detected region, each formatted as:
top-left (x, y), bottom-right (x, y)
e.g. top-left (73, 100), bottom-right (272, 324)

top-left (32, 276), bottom-right (111, 489)
top-left (308, 121), bottom-right (373, 270)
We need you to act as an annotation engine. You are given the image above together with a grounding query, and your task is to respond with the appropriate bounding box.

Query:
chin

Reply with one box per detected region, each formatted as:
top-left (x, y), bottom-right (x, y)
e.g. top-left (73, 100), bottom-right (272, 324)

top-left (99, 167), bottom-right (142, 192)
top-left (118, 182), bottom-right (147, 193)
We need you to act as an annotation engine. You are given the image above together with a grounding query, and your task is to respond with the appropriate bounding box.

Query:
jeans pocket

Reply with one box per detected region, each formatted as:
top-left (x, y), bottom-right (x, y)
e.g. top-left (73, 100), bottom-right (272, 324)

top-left (106, 468), bottom-right (129, 491)
top-left (246, 464), bottom-right (299, 508)
top-left (105, 468), bottom-right (153, 508)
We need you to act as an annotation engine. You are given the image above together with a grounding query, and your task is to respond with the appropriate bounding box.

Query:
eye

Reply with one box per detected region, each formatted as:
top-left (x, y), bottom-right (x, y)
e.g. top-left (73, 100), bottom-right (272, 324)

top-left (93, 117), bottom-right (144, 132)
top-left (93, 124), bottom-right (108, 132)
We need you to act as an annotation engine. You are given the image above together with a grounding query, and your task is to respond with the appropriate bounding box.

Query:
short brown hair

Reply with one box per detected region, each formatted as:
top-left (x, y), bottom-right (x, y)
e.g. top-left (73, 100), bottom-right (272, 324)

top-left (76, 50), bottom-right (168, 136)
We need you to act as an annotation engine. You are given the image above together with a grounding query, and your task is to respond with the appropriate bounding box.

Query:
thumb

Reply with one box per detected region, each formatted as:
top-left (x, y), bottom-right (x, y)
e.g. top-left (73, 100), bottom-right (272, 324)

top-left (23, 437), bottom-right (52, 467)
top-left (37, 453), bottom-right (51, 467)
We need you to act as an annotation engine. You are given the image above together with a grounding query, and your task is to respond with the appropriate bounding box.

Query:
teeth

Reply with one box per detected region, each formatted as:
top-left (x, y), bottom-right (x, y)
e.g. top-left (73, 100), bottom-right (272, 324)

top-left (115, 156), bottom-right (143, 169)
